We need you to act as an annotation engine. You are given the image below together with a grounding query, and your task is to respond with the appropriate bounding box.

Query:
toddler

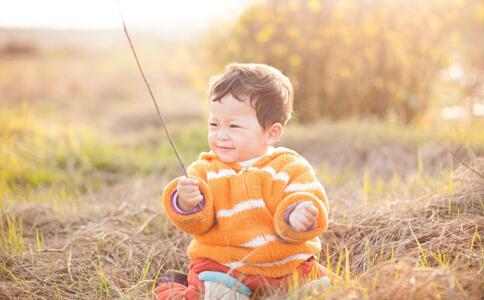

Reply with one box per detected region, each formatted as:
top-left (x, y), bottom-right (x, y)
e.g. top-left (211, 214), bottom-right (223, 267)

top-left (155, 63), bottom-right (329, 299)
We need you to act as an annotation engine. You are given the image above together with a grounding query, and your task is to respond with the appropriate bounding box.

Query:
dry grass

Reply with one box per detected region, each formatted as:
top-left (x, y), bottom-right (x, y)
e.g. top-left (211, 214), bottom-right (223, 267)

top-left (1, 106), bottom-right (482, 299)
top-left (0, 176), bottom-right (192, 299)
top-left (1, 29), bottom-right (483, 299)
top-left (0, 157), bottom-right (482, 299)
top-left (314, 159), bottom-right (484, 300)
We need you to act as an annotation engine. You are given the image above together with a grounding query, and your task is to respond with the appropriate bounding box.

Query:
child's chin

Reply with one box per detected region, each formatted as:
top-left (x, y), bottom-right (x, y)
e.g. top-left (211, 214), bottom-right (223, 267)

top-left (216, 153), bottom-right (237, 164)
top-left (219, 157), bottom-right (236, 164)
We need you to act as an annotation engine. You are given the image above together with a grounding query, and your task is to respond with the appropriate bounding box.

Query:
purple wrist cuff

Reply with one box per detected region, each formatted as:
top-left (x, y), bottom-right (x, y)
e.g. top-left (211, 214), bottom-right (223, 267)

top-left (170, 190), bottom-right (205, 215)
top-left (284, 202), bottom-right (300, 224)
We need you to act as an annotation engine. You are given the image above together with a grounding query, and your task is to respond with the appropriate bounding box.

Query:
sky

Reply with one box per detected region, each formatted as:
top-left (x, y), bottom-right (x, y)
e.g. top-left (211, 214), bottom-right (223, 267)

top-left (0, 0), bottom-right (256, 31)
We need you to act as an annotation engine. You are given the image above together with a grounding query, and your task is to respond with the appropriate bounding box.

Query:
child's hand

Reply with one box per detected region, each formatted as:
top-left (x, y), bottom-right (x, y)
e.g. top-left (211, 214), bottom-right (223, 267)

top-left (288, 201), bottom-right (318, 232)
top-left (176, 177), bottom-right (203, 211)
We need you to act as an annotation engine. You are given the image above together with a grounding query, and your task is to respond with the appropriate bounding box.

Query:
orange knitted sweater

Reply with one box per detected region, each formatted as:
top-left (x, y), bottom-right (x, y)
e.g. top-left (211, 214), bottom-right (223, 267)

top-left (162, 147), bottom-right (329, 278)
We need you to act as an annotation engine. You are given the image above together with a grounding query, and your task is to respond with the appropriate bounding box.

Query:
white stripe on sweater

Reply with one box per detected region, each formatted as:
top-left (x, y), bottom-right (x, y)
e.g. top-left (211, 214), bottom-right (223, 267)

top-left (216, 199), bottom-right (265, 218)
top-left (307, 239), bottom-right (322, 249)
top-left (239, 234), bottom-right (277, 248)
top-left (225, 253), bottom-right (313, 269)
top-left (207, 167), bottom-right (289, 183)
top-left (260, 166), bottom-right (289, 183)
top-left (207, 169), bottom-right (238, 179)
top-left (285, 182), bottom-right (321, 193)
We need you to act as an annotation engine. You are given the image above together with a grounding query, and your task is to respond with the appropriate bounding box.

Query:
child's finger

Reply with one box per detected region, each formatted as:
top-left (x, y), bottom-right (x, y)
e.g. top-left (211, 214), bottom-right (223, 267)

top-left (178, 178), bottom-right (197, 185)
top-left (295, 218), bottom-right (311, 231)
top-left (186, 177), bottom-right (200, 184)
top-left (178, 186), bottom-right (200, 195)
top-left (291, 219), bottom-right (305, 231)
top-left (294, 213), bottom-right (311, 228)
top-left (178, 179), bottom-right (199, 188)
top-left (299, 201), bottom-right (314, 210)
top-left (177, 180), bottom-right (197, 189)
top-left (194, 194), bottom-right (204, 203)
top-left (305, 204), bottom-right (318, 216)
top-left (302, 215), bottom-right (314, 227)
top-left (191, 178), bottom-right (199, 184)
top-left (296, 203), bottom-right (315, 216)
top-left (298, 201), bottom-right (317, 214)
top-left (300, 210), bottom-right (315, 221)
top-left (184, 195), bottom-right (203, 207)
top-left (183, 190), bottom-right (203, 198)
top-left (297, 210), bottom-right (317, 227)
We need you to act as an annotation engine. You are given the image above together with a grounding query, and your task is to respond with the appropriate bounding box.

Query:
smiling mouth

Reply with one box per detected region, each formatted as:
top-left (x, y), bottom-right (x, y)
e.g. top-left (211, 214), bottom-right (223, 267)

top-left (218, 146), bottom-right (235, 150)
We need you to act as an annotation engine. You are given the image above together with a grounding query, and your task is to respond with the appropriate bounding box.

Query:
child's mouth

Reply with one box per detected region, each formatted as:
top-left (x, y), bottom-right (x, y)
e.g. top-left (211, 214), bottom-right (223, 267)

top-left (218, 146), bottom-right (235, 151)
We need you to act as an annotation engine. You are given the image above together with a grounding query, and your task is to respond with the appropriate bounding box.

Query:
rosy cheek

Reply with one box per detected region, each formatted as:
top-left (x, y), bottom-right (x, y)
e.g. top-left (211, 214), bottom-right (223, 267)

top-left (208, 133), bottom-right (215, 142)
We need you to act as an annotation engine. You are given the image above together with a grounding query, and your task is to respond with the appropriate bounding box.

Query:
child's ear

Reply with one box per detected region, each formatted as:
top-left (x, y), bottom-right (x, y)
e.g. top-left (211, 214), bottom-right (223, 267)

top-left (265, 123), bottom-right (283, 145)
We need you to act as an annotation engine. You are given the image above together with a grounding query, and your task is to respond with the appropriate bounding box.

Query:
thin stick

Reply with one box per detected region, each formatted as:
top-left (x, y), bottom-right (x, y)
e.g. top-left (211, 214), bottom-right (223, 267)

top-left (117, 1), bottom-right (188, 177)
top-left (428, 137), bottom-right (483, 180)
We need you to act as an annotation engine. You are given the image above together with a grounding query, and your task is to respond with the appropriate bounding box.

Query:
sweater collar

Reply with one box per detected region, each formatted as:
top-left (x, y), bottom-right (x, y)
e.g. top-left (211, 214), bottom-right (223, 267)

top-left (199, 146), bottom-right (297, 171)
top-left (237, 147), bottom-right (275, 169)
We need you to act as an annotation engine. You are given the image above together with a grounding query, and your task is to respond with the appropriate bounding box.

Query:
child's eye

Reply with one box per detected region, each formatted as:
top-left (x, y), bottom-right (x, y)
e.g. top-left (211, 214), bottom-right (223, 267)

top-left (230, 124), bottom-right (241, 128)
top-left (209, 123), bottom-right (218, 127)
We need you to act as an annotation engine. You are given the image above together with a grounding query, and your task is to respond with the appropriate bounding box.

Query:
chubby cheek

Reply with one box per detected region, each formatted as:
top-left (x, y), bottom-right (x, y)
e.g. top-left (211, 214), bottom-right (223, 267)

top-left (207, 132), bottom-right (215, 150)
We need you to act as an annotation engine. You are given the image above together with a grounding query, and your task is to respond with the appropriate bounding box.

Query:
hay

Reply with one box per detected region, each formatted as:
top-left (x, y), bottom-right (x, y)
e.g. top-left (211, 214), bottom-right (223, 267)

top-left (318, 159), bottom-right (484, 299)
top-left (0, 161), bottom-right (482, 299)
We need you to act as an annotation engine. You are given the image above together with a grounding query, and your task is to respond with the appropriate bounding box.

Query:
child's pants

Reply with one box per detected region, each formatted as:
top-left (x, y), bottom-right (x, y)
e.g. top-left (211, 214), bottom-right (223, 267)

top-left (154, 257), bottom-right (328, 300)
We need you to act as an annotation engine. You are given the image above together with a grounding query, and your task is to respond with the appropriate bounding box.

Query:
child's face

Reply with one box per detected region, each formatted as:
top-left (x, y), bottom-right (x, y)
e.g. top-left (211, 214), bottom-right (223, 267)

top-left (208, 94), bottom-right (277, 164)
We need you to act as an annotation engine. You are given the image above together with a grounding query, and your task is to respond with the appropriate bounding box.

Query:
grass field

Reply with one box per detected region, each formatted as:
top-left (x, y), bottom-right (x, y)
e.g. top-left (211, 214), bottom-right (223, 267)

top-left (1, 104), bottom-right (482, 299)
top-left (0, 36), bottom-right (483, 299)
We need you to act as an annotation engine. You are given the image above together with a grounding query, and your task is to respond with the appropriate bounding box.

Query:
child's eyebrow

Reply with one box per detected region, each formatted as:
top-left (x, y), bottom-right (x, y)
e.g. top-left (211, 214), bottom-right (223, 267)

top-left (208, 116), bottom-right (245, 122)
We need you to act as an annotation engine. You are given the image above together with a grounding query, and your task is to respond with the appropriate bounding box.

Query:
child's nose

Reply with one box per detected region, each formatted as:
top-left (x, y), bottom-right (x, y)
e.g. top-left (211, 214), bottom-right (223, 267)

top-left (217, 130), bottom-right (230, 140)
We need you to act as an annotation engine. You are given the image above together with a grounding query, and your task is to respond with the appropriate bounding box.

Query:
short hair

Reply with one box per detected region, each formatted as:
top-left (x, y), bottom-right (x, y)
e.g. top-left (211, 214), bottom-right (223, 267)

top-left (208, 63), bottom-right (294, 130)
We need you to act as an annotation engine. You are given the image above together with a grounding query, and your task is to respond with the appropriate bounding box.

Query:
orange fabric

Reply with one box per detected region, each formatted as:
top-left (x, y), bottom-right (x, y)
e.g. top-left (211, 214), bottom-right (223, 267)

top-left (161, 147), bottom-right (329, 277)
top-left (154, 258), bottom-right (328, 300)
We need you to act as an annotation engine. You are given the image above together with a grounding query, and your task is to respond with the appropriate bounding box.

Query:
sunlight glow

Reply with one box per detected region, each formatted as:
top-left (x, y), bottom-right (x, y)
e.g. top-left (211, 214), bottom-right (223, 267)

top-left (0, 0), bottom-right (256, 30)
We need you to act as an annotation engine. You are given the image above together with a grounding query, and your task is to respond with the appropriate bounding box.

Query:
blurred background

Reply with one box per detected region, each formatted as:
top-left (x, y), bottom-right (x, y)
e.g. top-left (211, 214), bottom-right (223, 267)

top-left (1, 0), bottom-right (483, 206)
top-left (2, 0), bottom-right (484, 122)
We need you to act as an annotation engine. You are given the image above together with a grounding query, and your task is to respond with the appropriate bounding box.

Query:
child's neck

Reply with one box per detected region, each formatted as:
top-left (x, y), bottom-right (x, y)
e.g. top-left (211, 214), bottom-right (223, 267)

top-left (237, 146), bottom-right (274, 168)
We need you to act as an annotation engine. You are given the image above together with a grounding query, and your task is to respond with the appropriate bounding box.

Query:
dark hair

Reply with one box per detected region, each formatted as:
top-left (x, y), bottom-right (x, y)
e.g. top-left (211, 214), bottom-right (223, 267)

top-left (208, 63), bottom-right (294, 130)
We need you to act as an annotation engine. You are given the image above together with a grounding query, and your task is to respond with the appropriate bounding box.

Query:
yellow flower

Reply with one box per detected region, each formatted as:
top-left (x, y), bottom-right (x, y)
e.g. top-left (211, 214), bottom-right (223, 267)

top-left (309, 39), bottom-right (323, 51)
top-left (476, 3), bottom-right (484, 23)
top-left (307, 0), bottom-right (322, 12)
top-left (289, 54), bottom-right (301, 68)
top-left (286, 26), bottom-right (301, 39)
top-left (256, 24), bottom-right (275, 43)
top-left (362, 21), bottom-right (378, 38)
top-left (272, 43), bottom-right (288, 56)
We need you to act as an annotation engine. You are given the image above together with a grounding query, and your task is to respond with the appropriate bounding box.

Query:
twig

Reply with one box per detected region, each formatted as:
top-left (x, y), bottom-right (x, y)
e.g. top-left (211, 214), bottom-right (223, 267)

top-left (136, 213), bottom-right (160, 234)
top-left (67, 250), bottom-right (74, 282)
top-left (428, 137), bottom-right (483, 180)
top-left (116, 0), bottom-right (188, 177)
top-left (38, 241), bottom-right (71, 253)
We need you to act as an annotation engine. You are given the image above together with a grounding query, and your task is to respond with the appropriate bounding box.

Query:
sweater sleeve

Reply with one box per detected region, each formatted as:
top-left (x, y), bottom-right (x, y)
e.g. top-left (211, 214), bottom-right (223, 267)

top-left (273, 156), bottom-right (329, 243)
top-left (161, 160), bottom-right (215, 235)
